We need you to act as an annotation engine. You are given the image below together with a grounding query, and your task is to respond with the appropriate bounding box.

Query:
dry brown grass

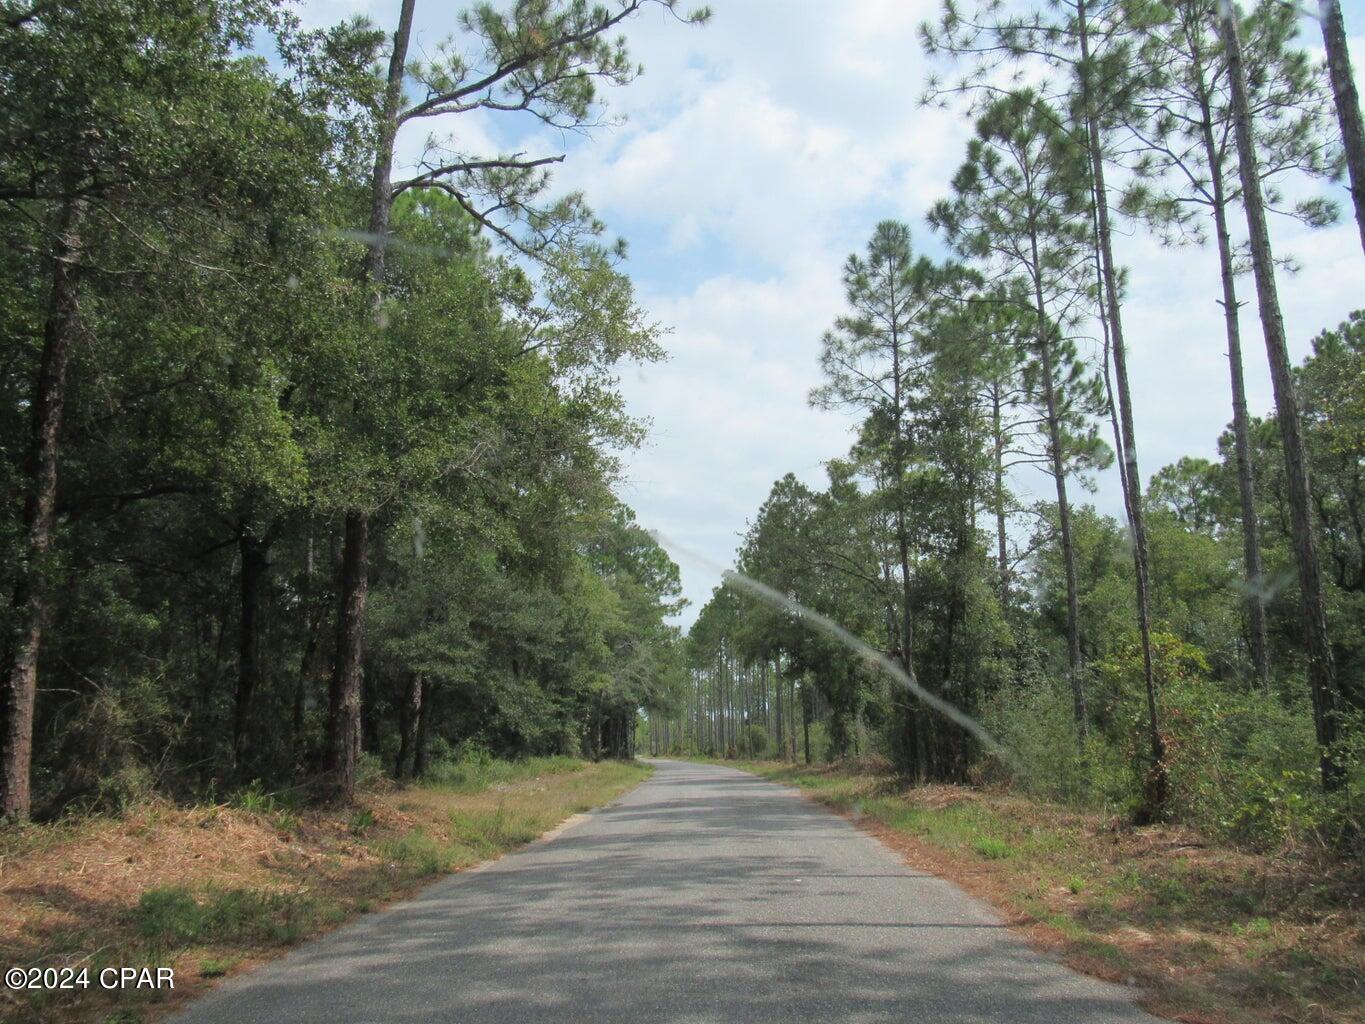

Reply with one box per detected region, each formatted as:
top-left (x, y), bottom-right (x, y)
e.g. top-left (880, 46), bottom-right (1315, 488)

top-left (737, 761), bottom-right (1364, 1024)
top-left (0, 759), bottom-right (649, 1024)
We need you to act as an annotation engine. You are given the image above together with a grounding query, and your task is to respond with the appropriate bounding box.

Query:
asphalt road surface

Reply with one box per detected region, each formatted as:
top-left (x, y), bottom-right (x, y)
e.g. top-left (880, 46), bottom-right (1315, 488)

top-left (174, 759), bottom-right (1164, 1023)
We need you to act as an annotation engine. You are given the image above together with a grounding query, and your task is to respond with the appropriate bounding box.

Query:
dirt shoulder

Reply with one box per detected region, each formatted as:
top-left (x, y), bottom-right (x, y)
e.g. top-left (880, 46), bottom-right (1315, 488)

top-left (0, 758), bottom-right (650, 1024)
top-left (730, 760), bottom-right (1362, 1024)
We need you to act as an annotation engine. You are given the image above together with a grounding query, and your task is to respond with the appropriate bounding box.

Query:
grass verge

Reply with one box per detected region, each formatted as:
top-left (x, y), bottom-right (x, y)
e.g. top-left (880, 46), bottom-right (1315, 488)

top-left (727, 759), bottom-right (1362, 1024)
top-left (0, 757), bottom-right (649, 1024)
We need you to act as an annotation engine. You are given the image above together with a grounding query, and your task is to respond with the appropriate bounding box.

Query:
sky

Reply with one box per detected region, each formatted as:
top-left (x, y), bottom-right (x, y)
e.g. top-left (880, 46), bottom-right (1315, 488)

top-left (301, 0), bottom-right (1365, 627)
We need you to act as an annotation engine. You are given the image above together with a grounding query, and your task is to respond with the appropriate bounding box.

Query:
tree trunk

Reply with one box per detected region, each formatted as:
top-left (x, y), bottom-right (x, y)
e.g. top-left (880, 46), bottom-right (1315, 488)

top-left (761, 659), bottom-right (769, 744)
top-left (1077, 0), bottom-right (1166, 815)
top-left (1, 195), bottom-right (85, 820)
top-left (326, 511), bottom-right (368, 801)
top-left (234, 528), bottom-right (269, 777)
top-left (991, 381), bottom-right (1010, 608)
top-left (1094, 207), bottom-right (1131, 522)
top-left (802, 682), bottom-right (812, 765)
top-left (1320, 0), bottom-right (1365, 253)
top-left (203, 582), bottom-right (234, 786)
top-left (1194, 77), bottom-right (1272, 690)
top-left (774, 662), bottom-right (785, 759)
top-left (1029, 236), bottom-right (1087, 737)
top-left (413, 683), bottom-right (432, 778)
top-left (394, 672), bottom-right (421, 779)
top-left (1220, 6), bottom-right (1344, 790)
top-left (889, 313), bottom-right (923, 779)
top-left (323, 0), bottom-right (416, 800)
top-left (293, 539), bottom-right (312, 745)
top-left (725, 655), bottom-right (734, 755)
top-left (292, 536), bottom-right (324, 757)
top-left (745, 664), bottom-right (753, 754)
top-left (362, 0), bottom-right (416, 301)
top-left (361, 667), bottom-right (381, 755)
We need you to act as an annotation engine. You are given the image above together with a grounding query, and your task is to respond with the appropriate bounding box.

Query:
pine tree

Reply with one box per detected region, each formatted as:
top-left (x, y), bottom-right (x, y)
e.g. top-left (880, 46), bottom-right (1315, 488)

top-left (1216, 0), bottom-right (1345, 791)
top-left (924, 0), bottom-right (1170, 814)
top-left (1121, 0), bottom-right (1340, 690)
top-left (809, 222), bottom-right (960, 776)
top-left (1317, 0), bottom-right (1365, 250)
top-left (931, 92), bottom-right (1112, 746)
top-left (324, 0), bottom-right (708, 801)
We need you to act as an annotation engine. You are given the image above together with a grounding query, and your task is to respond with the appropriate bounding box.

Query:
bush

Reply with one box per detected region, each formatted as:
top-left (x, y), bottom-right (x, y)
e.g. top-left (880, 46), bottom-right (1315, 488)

top-left (134, 887), bottom-right (203, 946)
top-left (230, 783), bottom-right (270, 815)
top-left (356, 752), bottom-right (388, 790)
top-left (740, 723), bottom-right (770, 758)
top-left (983, 631), bottom-right (1363, 851)
top-left (1091, 633), bottom-right (1360, 849)
top-left (36, 675), bottom-right (175, 815)
top-left (1159, 679), bottom-right (1347, 849)
top-left (1094, 633), bottom-right (1346, 847)
top-left (981, 678), bottom-right (1130, 812)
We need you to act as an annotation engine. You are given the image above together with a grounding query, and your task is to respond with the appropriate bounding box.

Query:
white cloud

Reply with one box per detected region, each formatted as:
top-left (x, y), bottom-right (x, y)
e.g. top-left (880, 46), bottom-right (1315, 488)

top-left (302, 0), bottom-right (1365, 624)
top-left (615, 265), bottom-right (860, 614)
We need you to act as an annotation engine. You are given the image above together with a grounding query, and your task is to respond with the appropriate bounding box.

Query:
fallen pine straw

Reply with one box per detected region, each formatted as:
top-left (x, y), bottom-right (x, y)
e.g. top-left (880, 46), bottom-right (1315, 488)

top-left (0, 759), bottom-right (649, 1024)
top-left (730, 761), bottom-right (1363, 1024)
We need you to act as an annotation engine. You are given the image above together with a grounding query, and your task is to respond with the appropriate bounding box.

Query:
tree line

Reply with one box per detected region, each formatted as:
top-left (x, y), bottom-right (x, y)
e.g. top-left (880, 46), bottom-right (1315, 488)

top-left (0, 0), bottom-right (708, 821)
top-left (647, 0), bottom-right (1363, 845)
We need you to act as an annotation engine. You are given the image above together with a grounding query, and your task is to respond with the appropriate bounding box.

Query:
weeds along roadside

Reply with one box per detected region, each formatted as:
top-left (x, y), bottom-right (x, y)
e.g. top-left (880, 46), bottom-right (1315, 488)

top-left (0, 756), bottom-right (651, 1024)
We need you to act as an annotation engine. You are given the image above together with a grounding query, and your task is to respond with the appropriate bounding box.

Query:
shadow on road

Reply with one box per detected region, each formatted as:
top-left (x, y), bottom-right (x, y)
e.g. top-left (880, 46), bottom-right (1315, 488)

top-left (173, 759), bottom-right (1160, 1024)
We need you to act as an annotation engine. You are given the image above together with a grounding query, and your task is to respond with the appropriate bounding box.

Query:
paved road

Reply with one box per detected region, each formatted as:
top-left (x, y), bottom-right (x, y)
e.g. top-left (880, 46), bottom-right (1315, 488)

top-left (174, 759), bottom-right (1163, 1023)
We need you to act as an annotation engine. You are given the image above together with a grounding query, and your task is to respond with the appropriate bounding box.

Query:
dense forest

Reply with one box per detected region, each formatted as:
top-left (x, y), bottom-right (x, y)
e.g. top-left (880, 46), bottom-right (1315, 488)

top-left (644, 0), bottom-right (1365, 850)
top-left (5, 6), bottom-right (1364, 1024)
top-left (2, 0), bottom-right (1362, 861)
top-left (0, 0), bottom-right (706, 821)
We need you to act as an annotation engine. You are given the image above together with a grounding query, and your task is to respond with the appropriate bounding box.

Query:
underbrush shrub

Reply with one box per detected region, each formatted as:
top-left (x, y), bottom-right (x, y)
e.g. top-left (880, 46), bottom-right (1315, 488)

top-left (423, 742), bottom-right (495, 790)
top-left (805, 720), bottom-right (829, 763)
top-left (981, 678), bottom-right (1130, 812)
top-left (422, 749), bottom-right (579, 792)
top-left (1166, 681), bottom-right (1325, 848)
top-left (740, 723), bottom-right (770, 758)
top-left (356, 752), bottom-right (388, 791)
top-left (229, 780), bottom-right (304, 816)
top-left (35, 674), bottom-right (177, 816)
top-left (1098, 633), bottom-right (1357, 850)
top-left (985, 633), bottom-right (1362, 852)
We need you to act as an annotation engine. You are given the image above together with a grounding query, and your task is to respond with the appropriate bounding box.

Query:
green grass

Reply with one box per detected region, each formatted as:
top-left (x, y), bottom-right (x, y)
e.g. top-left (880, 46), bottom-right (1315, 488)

top-left (720, 758), bottom-right (1363, 1024)
top-left (227, 780), bottom-right (304, 817)
top-left (447, 805), bottom-right (542, 856)
top-left (420, 754), bottom-right (581, 793)
top-left (133, 885), bottom-right (340, 950)
top-left (196, 957), bottom-right (237, 979)
top-left (972, 836), bottom-right (1014, 859)
top-left (5, 757), bottom-right (651, 1024)
top-left (376, 829), bottom-right (466, 875)
top-left (382, 758), bottom-right (650, 877)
